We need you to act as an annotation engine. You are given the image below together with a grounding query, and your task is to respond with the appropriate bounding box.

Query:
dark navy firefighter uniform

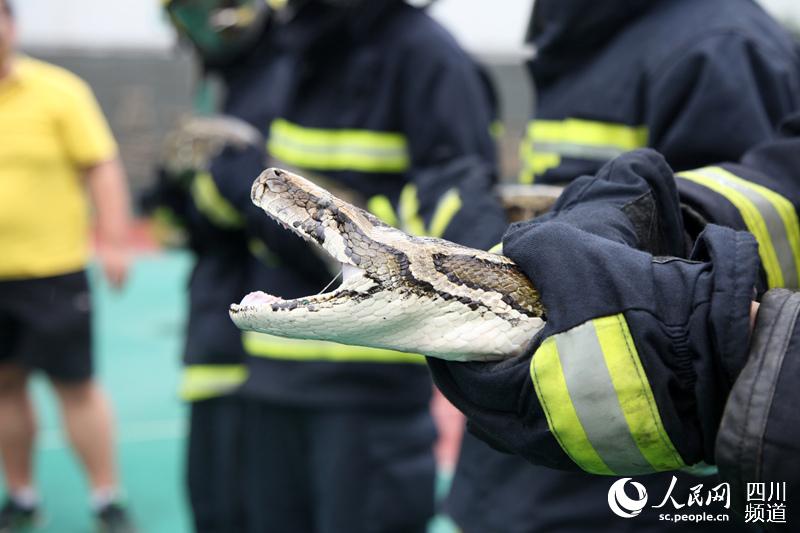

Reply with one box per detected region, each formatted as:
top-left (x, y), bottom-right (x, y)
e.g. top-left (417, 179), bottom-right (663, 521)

top-left (202, 1), bottom-right (508, 531)
top-left (447, 0), bottom-right (800, 531)
top-left (431, 112), bottom-right (800, 527)
top-left (519, 0), bottom-right (800, 185)
top-left (145, 23), bottom-right (330, 531)
top-left (147, 143), bottom-right (256, 531)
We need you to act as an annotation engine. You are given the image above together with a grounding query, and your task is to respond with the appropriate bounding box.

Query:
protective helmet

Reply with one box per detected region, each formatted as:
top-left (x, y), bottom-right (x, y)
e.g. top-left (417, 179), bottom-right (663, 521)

top-left (164, 0), bottom-right (271, 65)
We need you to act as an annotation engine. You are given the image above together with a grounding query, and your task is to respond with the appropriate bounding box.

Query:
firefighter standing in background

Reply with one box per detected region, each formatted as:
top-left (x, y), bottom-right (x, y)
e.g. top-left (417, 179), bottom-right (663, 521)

top-left (231, 1), bottom-right (507, 530)
top-left (157, 0), bottom-right (507, 531)
top-left (445, 0), bottom-right (800, 531)
top-left (153, 1), bottom-right (331, 530)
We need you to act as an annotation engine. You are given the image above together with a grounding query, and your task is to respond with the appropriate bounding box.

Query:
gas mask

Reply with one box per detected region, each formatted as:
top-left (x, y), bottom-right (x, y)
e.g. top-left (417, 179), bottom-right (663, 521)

top-left (166, 0), bottom-right (271, 65)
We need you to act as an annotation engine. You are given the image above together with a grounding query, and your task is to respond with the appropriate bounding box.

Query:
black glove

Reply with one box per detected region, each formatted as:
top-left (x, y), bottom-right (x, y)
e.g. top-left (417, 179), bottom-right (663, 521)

top-left (513, 148), bottom-right (688, 256)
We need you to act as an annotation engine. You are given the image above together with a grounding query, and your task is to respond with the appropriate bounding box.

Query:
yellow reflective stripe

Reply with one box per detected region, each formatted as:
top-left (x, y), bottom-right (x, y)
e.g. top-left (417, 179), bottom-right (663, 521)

top-left (709, 166), bottom-right (800, 287)
top-left (248, 238), bottom-right (280, 267)
top-left (531, 119), bottom-right (648, 150)
top-left (519, 152), bottom-right (561, 184)
top-left (594, 315), bottom-right (684, 471)
top-left (488, 242), bottom-right (503, 254)
top-left (678, 169), bottom-right (784, 287)
top-left (367, 195), bottom-right (399, 227)
top-left (179, 364), bottom-right (248, 401)
top-left (150, 207), bottom-right (186, 247)
top-left (519, 137), bottom-right (560, 184)
top-left (531, 315), bottom-right (684, 475)
top-left (490, 120), bottom-right (506, 139)
top-left (268, 118), bottom-right (410, 173)
top-left (242, 331), bottom-right (426, 364)
top-left (152, 206), bottom-right (182, 227)
top-left (399, 184), bottom-right (426, 236)
top-left (429, 189), bottom-right (462, 238)
top-left (190, 171), bottom-right (244, 229)
top-left (518, 118), bottom-right (648, 183)
top-left (531, 337), bottom-right (613, 475)
top-left (398, 185), bottom-right (462, 238)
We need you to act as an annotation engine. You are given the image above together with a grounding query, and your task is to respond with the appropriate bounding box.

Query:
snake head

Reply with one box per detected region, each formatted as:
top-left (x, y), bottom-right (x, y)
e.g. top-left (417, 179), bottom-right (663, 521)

top-left (229, 167), bottom-right (417, 352)
top-left (229, 167), bottom-right (545, 361)
top-left (244, 167), bottom-right (398, 270)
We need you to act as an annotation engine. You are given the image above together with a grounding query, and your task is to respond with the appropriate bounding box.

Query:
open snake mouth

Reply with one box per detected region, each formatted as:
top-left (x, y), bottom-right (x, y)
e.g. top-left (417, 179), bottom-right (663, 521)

top-left (234, 262), bottom-right (367, 310)
top-left (228, 167), bottom-right (545, 361)
top-left (228, 167), bottom-right (394, 319)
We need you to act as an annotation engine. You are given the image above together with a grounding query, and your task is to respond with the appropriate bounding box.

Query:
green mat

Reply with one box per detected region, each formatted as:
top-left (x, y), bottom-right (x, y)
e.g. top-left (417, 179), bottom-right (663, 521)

top-left (0, 252), bottom-right (192, 532)
top-left (0, 251), bottom-right (458, 533)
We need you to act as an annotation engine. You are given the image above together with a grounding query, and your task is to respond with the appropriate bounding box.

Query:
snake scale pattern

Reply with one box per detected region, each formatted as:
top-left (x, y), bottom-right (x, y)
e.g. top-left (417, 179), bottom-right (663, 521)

top-left (229, 168), bottom-right (546, 362)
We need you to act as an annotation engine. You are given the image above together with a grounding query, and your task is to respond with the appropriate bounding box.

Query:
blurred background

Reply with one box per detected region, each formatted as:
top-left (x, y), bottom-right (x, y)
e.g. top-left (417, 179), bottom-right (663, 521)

top-left (12, 0), bottom-right (800, 196)
top-left (5, 1), bottom-right (800, 531)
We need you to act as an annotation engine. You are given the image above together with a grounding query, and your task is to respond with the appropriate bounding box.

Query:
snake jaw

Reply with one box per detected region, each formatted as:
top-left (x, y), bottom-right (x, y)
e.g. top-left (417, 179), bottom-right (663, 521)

top-left (230, 167), bottom-right (546, 361)
top-left (230, 167), bottom-right (393, 331)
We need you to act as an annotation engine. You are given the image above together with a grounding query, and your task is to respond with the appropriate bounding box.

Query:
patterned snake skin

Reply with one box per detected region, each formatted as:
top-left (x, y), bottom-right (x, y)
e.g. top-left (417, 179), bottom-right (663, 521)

top-left (229, 168), bottom-right (546, 362)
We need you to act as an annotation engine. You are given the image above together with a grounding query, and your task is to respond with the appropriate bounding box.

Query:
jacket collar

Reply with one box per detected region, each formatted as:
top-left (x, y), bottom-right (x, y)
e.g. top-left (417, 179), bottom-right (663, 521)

top-left (275, 0), bottom-right (404, 53)
top-left (526, 0), bottom-right (660, 83)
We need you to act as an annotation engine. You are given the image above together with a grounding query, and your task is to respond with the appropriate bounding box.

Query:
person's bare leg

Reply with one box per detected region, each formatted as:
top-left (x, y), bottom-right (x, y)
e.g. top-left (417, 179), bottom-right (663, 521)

top-left (52, 379), bottom-right (117, 490)
top-left (0, 363), bottom-right (36, 492)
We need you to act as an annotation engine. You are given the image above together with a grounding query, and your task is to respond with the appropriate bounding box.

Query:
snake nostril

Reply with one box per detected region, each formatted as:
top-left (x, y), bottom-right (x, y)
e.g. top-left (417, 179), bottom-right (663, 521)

top-left (272, 168), bottom-right (284, 177)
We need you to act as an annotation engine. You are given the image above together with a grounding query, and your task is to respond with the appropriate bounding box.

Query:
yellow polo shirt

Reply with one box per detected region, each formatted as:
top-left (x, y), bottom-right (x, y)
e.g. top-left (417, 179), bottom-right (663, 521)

top-left (0, 56), bottom-right (117, 279)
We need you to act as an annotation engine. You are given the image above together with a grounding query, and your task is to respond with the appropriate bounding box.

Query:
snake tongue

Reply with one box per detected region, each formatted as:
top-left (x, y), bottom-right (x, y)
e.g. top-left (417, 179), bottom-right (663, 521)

top-left (238, 291), bottom-right (284, 306)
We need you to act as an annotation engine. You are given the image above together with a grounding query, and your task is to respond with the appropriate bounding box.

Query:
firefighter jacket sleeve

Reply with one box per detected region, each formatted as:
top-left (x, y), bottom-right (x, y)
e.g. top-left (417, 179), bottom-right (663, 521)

top-left (674, 112), bottom-right (800, 290)
top-left (396, 50), bottom-right (508, 250)
top-left (647, 33), bottom-right (800, 172)
top-left (716, 288), bottom-right (800, 526)
top-left (429, 220), bottom-right (760, 477)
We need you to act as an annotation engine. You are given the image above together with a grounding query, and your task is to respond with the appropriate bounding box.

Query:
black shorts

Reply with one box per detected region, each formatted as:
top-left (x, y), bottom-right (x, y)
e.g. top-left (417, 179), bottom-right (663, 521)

top-left (0, 270), bottom-right (93, 382)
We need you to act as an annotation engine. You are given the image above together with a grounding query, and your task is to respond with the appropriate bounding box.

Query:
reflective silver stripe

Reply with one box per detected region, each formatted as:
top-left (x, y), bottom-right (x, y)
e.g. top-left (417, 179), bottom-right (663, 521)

top-left (556, 322), bottom-right (655, 474)
top-left (532, 141), bottom-right (628, 161)
top-left (693, 167), bottom-right (798, 288)
top-left (531, 314), bottom-right (684, 474)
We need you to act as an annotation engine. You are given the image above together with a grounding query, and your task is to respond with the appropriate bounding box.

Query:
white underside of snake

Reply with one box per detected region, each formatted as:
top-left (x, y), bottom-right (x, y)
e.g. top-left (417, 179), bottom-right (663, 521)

top-left (229, 168), bottom-right (546, 362)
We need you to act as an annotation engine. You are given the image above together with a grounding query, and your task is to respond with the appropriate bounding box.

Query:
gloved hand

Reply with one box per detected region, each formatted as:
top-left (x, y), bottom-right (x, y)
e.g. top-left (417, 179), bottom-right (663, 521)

top-left (519, 148), bottom-right (688, 256)
top-left (141, 114), bottom-right (266, 247)
top-left (428, 221), bottom-right (759, 476)
top-left (144, 114), bottom-right (333, 281)
top-left (159, 114), bottom-right (265, 183)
